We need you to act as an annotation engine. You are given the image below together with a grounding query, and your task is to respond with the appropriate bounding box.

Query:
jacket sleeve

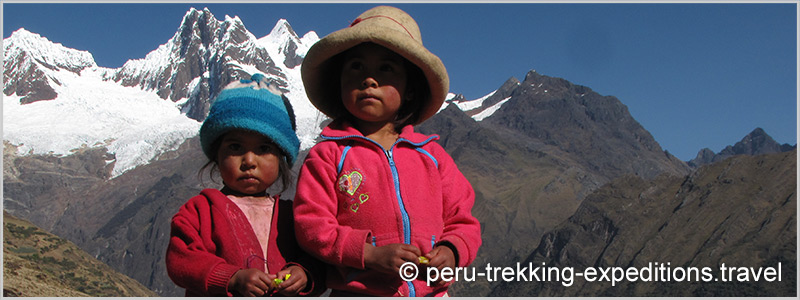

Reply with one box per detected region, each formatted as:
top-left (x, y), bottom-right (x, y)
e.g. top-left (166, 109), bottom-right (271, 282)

top-left (165, 196), bottom-right (240, 296)
top-left (293, 143), bottom-right (371, 270)
top-left (432, 144), bottom-right (482, 267)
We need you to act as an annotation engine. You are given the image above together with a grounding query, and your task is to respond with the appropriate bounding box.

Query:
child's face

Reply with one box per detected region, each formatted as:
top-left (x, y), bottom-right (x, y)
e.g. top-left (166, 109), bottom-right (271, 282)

top-left (340, 43), bottom-right (408, 124)
top-left (216, 129), bottom-right (281, 196)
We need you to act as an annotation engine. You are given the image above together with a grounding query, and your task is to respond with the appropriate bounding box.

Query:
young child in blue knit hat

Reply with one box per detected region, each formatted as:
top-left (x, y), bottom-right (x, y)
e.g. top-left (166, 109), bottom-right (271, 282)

top-left (166, 74), bottom-right (323, 297)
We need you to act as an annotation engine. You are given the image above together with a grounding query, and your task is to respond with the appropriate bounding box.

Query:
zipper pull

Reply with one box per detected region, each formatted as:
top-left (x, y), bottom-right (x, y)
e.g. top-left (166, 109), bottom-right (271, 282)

top-left (385, 150), bottom-right (395, 165)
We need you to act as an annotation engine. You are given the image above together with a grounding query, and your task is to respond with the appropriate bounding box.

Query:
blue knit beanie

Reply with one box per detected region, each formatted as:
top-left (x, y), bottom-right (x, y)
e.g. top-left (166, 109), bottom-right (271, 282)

top-left (200, 74), bottom-right (300, 165)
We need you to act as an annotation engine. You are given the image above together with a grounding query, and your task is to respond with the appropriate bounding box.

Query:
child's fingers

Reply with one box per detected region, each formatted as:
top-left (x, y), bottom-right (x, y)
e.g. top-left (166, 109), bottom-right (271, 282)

top-left (257, 276), bottom-right (275, 295)
top-left (275, 267), bottom-right (307, 295)
top-left (232, 269), bottom-right (273, 296)
top-left (278, 277), bottom-right (306, 296)
top-left (396, 244), bottom-right (422, 260)
top-left (405, 244), bottom-right (423, 257)
top-left (398, 251), bottom-right (422, 267)
top-left (421, 248), bottom-right (454, 287)
top-left (425, 246), bottom-right (455, 269)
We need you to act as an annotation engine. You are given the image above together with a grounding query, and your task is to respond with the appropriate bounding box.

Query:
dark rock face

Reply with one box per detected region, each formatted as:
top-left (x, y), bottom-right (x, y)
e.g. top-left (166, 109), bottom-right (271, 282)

top-left (53, 138), bottom-right (206, 296)
top-left (2, 52), bottom-right (58, 104)
top-left (474, 77), bottom-right (521, 113)
top-left (419, 71), bottom-right (692, 296)
top-left (3, 142), bottom-right (114, 230)
top-left (489, 150), bottom-right (796, 296)
top-left (109, 8), bottom-right (290, 121)
top-left (3, 30), bottom-right (94, 104)
top-left (3, 137), bottom-right (207, 296)
top-left (277, 22), bottom-right (304, 69)
top-left (689, 127), bottom-right (796, 167)
top-left (483, 71), bottom-right (689, 180)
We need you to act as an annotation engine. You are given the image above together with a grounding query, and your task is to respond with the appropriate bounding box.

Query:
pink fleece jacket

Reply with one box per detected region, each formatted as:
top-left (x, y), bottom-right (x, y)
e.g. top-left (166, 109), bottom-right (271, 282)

top-left (166, 189), bottom-right (324, 296)
top-left (293, 120), bottom-right (482, 296)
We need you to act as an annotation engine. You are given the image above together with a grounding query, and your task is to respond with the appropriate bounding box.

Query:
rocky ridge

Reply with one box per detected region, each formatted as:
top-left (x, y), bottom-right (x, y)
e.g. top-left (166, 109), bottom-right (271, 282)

top-left (490, 150), bottom-right (796, 296)
top-left (689, 127), bottom-right (795, 167)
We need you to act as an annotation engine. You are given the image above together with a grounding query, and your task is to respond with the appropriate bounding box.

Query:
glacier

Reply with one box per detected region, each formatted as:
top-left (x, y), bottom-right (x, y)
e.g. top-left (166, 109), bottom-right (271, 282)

top-left (3, 10), bottom-right (503, 179)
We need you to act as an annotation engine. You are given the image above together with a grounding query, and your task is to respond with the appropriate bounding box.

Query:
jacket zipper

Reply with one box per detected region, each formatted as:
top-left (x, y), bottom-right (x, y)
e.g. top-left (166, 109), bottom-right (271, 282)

top-left (384, 149), bottom-right (412, 245)
top-left (323, 134), bottom-right (417, 297)
top-left (385, 145), bottom-right (415, 297)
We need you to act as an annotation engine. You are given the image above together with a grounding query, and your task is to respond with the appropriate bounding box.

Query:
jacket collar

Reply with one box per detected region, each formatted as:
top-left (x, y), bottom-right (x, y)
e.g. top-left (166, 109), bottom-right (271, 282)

top-left (320, 119), bottom-right (439, 147)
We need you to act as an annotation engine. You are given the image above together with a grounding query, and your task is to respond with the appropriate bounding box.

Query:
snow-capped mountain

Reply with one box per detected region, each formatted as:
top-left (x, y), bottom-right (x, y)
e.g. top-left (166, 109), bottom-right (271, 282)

top-left (3, 29), bottom-right (99, 104)
top-left (3, 7), bottom-right (515, 179)
top-left (3, 7), bottom-right (510, 179)
top-left (3, 7), bottom-right (338, 177)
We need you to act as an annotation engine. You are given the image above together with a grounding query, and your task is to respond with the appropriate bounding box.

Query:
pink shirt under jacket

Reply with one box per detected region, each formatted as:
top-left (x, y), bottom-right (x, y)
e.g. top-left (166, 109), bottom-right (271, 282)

top-left (293, 120), bottom-right (482, 296)
top-left (166, 189), bottom-right (324, 296)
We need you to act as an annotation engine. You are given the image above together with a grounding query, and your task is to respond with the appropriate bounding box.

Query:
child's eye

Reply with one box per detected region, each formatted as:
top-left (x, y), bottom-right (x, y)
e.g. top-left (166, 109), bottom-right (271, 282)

top-left (227, 143), bottom-right (242, 151)
top-left (379, 64), bottom-right (395, 72)
top-left (346, 61), bottom-right (363, 71)
top-left (259, 144), bottom-right (274, 153)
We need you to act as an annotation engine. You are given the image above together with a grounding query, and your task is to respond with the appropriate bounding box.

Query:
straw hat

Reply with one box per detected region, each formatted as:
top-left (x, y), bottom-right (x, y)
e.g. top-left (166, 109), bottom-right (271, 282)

top-left (301, 6), bottom-right (449, 124)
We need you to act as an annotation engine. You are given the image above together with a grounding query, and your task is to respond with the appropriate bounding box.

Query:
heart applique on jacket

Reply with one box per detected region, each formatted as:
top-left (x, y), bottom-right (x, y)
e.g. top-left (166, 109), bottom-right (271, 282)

top-left (338, 171), bottom-right (363, 196)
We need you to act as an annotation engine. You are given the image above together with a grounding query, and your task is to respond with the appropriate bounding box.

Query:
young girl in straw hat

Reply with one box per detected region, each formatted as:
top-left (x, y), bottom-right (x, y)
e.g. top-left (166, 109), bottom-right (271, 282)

top-left (166, 74), bottom-right (324, 297)
top-left (293, 6), bottom-right (482, 296)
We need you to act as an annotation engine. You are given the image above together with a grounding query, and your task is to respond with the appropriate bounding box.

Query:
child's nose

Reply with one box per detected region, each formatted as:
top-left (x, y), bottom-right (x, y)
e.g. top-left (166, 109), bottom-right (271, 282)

top-left (240, 152), bottom-right (256, 170)
top-left (361, 76), bottom-right (378, 88)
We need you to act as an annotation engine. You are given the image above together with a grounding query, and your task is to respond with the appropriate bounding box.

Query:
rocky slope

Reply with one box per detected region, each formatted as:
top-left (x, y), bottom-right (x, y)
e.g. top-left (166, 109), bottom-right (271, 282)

top-left (419, 70), bottom-right (693, 296)
top-left (3, 211), bottom-right (157, 297)
top-left (490, 150), bottom-right (796, 296)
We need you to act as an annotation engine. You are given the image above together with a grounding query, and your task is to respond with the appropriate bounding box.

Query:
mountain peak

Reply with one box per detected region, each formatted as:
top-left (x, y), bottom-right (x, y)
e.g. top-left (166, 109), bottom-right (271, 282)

top-left (4, 28), bottom-right (97, 104)
top-left (4, 28), bottom-right (97, 72)
top-left (688, 127), bottom-right (794, 167)
top-left (728, 127), bottom-right (783, 156)
top-left (269, 18), bottom-right (298, 39)
top-left (183, 7), bottom-right (215, 21)
top-left (261, 18), bottom-right (306, 69)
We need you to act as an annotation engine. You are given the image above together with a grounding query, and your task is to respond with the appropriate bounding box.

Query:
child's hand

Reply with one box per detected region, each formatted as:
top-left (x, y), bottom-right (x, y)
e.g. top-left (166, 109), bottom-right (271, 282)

top-left (424, 245), bottom-right (456, 286)
top-left (228, 268), bottom-right (275, 296)
top-left (273, 265), bottom-right (308, 296)
top-left (364, 243), bottom-right (422, 276)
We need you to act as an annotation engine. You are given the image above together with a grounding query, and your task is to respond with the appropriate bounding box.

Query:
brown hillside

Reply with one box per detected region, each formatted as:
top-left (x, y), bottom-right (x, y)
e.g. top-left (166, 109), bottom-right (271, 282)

top-left (3, 211), bottom-right (157, 297)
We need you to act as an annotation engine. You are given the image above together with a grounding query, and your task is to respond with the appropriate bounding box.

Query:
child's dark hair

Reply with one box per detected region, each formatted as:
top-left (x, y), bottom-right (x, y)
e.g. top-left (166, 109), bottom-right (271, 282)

top-left (198, 133), bottom-right (294, 194)
top-left (326, 42), bottom-right (431, 132)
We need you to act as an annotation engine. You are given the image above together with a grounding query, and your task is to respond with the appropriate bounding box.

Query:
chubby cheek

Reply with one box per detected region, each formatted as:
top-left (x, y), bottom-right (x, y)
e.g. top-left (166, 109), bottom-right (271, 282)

top-left (383, 88), bottom-right (403, 110)
top-left (217, 157), bottom-right (241, 186)
top-left (259, 158), bottom-right (281, 185)
top-left (340, 85), bottom-right (359, 108)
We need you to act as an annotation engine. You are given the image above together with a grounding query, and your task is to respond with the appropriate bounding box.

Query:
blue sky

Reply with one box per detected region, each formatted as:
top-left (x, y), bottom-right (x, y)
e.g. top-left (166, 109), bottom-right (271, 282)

top-left (3, 2), bottom-right (797, 161)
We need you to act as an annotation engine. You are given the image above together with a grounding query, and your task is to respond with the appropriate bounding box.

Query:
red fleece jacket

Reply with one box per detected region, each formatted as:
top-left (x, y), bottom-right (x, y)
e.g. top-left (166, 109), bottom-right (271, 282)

top-left (293, 120), bottom-right (482, 296)
top-left (166, 189), bottom-right (324, 296)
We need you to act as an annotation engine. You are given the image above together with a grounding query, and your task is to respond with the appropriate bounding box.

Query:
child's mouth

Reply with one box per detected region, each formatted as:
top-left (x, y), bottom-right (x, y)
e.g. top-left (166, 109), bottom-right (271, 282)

top-left (360, 97), bottom-right (380, 103)
top-left (357, 92), bottom-right (381, 102)
top-left (239, 175), bottom-right (260, 183)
